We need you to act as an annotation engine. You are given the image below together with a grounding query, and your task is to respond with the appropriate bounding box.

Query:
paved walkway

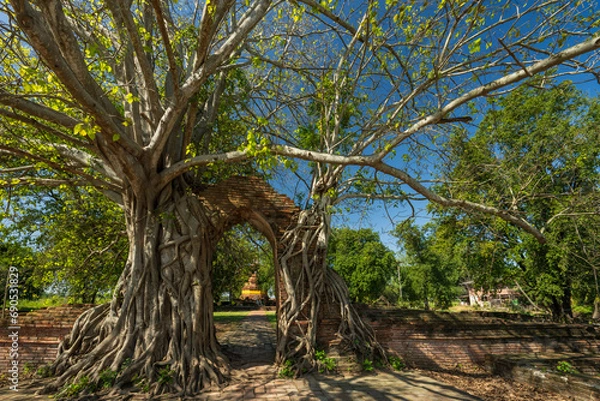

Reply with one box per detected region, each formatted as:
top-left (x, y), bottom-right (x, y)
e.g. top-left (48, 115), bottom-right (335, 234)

top-left (0, 310), bottom-right (482, 400)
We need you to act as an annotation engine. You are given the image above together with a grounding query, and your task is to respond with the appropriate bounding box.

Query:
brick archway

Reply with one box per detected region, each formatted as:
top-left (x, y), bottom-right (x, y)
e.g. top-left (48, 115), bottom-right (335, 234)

top-left (195, 175), bottom-right (301, 311)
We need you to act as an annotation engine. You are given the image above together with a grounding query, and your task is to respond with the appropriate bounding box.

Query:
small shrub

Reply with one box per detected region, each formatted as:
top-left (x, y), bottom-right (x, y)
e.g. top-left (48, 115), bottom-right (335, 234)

top-left (389, 356), bottom-right (406, 371)
top-left (120, 358), bottom-right (132, 372)
top-left (157, 366), bottom-right (175, 385)
top-left (315, 350), bottom-right (337, 373)
top-left (99, 368), bottom-right (118, 389)
top-left (362, 359), bottom-right (374, 372)
top-left (556, 361), bottom-right (578, 375)
top-left (58, 375), bottom-right (95, 398)
top-left (279, 360), bottom-right (295, 378)
top-left (36, 364), bottom-right (53, 378)
top-left (133, 374), bottom-right (150, 393)
top-left (22, 362), bottom-right (35, 376)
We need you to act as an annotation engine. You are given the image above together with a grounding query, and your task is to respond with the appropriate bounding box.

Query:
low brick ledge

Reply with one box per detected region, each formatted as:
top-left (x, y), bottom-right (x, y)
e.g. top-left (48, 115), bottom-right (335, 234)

top-left (487, 353), bottom-right (600, 401)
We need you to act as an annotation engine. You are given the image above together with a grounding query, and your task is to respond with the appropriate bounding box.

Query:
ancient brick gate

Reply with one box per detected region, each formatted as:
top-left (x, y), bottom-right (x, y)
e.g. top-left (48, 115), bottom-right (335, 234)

top-left (195, 176), bottom-right (306, 345)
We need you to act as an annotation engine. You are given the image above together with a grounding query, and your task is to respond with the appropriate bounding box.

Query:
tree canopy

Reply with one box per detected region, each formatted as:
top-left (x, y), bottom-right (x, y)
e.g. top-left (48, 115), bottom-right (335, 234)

top-left (329, 227), bottom-right (396, 304)
top-left (431, 81), bottom-right (600, 319)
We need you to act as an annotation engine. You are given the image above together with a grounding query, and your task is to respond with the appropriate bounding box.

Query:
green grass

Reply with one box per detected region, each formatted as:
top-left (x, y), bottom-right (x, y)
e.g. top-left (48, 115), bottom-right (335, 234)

top-left (213, 310), bottom-right (250, 323)
top-left (265, 310), bottom-right (277, 329)
top-left (15, 296), bottom-right (70, 311)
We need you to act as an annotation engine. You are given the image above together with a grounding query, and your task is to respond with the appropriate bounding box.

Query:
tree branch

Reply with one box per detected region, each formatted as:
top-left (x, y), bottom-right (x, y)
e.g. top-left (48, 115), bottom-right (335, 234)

top-left (273, 145), bottom-right (546, 243)
top-left (377, 34), bottom-right (600, 159)
top-left (155, 149), bottom-right (249, 189)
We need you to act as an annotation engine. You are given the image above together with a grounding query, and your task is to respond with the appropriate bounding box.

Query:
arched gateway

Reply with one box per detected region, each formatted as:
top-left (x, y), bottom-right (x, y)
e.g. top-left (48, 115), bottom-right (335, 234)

top-left (195, 176), bottom-right (368, 360)
top-left (195, 176), bottom-right (310, 358)
top-left (195, 175), bottom-right (299, 302)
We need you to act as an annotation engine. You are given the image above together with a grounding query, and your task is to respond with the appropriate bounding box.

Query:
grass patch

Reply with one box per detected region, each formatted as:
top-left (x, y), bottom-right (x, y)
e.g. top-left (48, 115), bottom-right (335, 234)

top-left (17, 296), bottom-right (70, 311)
top-left (213, 310), bottom-right (250, 323)
top-left (265, 310), bottom-right (277, 329)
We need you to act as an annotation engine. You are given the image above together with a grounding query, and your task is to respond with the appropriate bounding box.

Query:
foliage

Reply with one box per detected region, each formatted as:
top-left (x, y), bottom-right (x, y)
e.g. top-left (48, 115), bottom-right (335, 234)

top-left (278, 360), bottom-right (295, 379)
top-left (393, 222), bottom-right (463, 310)
top-left (556, 361), bottom-right (578, 375)
top-left (0, 240), bottom-right (41, 302)
top-left (36, 364), bottom-right (53, 379)
top-left (329, 228), bottom-right (396, 304)
top-left (315, 350), bottom-right (337, 373)
top-left (98, 369), bottom-right (118, 389)
top-left (58, 376), bottom-right (94, 399)
top-left (157, 366), bottom-right (175, 385)
top-left (35, 188), bottom-right (127, 303)
top-left (434, 82), bottom-right (600, 319)
top-left (389, 356), bottom-right (406, 371)
top-left (362, 358), bottom-right (374, 372)
top-left (212, 224), bottom-right (274, 303)
top-left (1, 186), bottom-right (126, 303)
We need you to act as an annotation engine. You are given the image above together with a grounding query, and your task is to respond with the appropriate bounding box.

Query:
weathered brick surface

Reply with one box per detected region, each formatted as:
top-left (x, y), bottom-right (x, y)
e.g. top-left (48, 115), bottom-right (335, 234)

top-left (354, 309), bottom-right (600, 370)
top-left (489, 354), bottom-right (600, 401)
top-left (4, 304), bottom-right (600, 380)
top-left (0, 305), bottom-right (91, 372)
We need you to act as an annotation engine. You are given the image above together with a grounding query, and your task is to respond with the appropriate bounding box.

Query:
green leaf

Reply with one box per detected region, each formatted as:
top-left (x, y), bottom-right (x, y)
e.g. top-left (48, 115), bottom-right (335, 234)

top-left (468, 38), bottom-right (482, 54)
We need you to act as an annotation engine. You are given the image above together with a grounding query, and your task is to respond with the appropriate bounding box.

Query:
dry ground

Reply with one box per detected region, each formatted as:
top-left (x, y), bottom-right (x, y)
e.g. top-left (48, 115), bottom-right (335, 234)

top-left (419, 369), bottom-right (571, 401)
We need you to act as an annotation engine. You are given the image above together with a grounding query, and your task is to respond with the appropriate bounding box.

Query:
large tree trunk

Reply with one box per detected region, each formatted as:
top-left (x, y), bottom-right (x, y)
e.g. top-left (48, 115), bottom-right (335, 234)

top-left (276, 194), bottom-right (384, 374)
top-left (45, 186), bottom-right (227, 397)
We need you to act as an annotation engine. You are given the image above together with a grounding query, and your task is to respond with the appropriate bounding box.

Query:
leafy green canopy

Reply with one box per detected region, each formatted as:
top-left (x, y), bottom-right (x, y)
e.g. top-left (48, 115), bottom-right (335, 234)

top-left (393, 221), bottom-right (463, 310)
top-left (1, 186), bottom-right (126, 303)
top-left (328, 227), bottom-right (396, 304)
top-left (433, 81), bottom-right (600, 317)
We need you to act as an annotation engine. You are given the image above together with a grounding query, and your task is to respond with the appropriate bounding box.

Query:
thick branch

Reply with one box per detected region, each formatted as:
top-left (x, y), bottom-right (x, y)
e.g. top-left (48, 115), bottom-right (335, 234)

top-left (0, 177), bottom-right (86, 187)
top-left (146, 0), bottom-right (272, 168)
top-left (0, 92), bottom-right (79, 129)
top-left (0, 144), bottom-right (121, 192)
top-left (10, 1), bottom-right (142, 158)
top-left (273, 145), bottom-right (546, 243)
top-left (378, 35), bottom-right (600, 158)
top-left (155, 150), bottom-right (248, 189)
top-left (0, 106), bottom-right (92, 151)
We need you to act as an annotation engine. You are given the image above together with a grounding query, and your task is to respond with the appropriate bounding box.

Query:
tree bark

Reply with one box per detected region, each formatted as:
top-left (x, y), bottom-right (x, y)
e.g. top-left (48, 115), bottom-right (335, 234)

top-left (276, 194), bottom-right (384, 374)
top-left (45, 186), bottom-right (227, 397)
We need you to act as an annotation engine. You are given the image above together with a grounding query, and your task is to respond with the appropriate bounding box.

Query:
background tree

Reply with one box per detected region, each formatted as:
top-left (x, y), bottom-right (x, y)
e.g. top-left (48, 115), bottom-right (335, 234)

top-left (434, 82), bottom-right (600, 320)
top-left (212, 224), bottom-right (274, 303)
top-left (328, 228), bottom-right (396, 304)
top-left (2, 185), bottom-right (127, 304)
top-left (32, 187), bottom-right (127, 304)
top-left (393, 222), bottom-right (463, 310)
top-left (0, 240), bottom-right (41, 304)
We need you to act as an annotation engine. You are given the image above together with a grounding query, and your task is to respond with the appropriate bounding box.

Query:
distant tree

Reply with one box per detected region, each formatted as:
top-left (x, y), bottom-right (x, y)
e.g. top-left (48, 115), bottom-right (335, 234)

top-left (1, 185), bottom-right (127, 304)
top-left (0, 240), bottom-right (41, 303)
top-left (435, 82), bottom-right (600, 320)
top-left (329, 228), bottom-right (396, 304)
top-left (393, 222), bottom-right (463, 310)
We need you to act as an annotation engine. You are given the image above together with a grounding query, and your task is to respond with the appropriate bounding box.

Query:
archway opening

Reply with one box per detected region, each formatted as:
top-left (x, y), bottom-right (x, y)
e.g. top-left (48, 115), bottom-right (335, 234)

top-left (212, 222), bottom-right (278, 368)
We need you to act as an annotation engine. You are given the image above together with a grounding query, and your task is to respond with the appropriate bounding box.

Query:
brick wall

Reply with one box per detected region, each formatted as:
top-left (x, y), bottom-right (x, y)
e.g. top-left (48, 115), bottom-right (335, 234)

top-left (361, 309), bottom-right (600, 370)
top-left (0, 305), bottom-right (91, 373)
top-left (3, 305), bottom-right (600, 375)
